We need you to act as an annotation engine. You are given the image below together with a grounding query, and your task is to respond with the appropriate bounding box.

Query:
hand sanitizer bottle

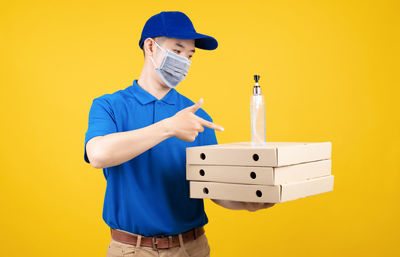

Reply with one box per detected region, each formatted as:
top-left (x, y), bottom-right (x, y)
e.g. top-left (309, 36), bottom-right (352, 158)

top-left (250, 75), bottom-right (266, 146)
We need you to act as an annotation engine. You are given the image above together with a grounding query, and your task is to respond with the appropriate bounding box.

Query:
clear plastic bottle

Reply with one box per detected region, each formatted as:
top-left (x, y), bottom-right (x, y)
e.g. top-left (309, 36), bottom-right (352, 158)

top-left (250, 75), bottom-right (266, 146)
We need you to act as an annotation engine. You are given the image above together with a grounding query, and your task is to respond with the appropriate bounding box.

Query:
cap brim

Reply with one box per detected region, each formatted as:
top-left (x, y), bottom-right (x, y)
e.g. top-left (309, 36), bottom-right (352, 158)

top-left (165, 32), bottom-right (218, 50)
top-left (195, 34), bottom-right (218, 50)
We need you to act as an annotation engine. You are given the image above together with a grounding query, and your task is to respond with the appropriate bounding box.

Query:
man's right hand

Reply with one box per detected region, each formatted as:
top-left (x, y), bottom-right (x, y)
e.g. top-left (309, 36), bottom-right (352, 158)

top-left (164, 98), bottom-right (224, 142)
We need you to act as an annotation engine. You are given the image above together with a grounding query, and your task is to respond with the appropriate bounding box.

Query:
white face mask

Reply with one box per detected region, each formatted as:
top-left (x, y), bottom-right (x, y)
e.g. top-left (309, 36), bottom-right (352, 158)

top-left (149, 39), bottom-right (192, 88)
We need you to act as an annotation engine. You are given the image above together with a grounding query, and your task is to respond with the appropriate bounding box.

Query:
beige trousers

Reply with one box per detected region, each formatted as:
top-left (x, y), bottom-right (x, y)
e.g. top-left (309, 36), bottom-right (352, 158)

top-left (106, 229), bottom-right (211, 257)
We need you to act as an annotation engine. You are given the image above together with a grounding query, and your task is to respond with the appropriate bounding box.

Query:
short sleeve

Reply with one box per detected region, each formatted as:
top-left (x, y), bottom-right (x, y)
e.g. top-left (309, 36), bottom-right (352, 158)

top-left (84, 97), bottom-right (117, 163)
top-left (198, 113), bottom-right (218, 146)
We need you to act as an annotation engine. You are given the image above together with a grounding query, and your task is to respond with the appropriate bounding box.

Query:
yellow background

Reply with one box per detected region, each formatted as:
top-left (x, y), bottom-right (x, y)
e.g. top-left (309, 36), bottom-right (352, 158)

top-left (1, 0), bottom-right (399, 256)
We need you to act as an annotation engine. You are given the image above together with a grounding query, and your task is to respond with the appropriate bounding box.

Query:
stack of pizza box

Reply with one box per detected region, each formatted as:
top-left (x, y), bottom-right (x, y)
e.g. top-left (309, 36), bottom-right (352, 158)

top-left (186, 142), bottom-right (334, 203)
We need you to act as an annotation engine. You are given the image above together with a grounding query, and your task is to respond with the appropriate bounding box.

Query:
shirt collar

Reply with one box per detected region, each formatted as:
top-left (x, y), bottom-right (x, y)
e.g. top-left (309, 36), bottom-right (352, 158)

top-left (129, 79), bottom-right (177, 105)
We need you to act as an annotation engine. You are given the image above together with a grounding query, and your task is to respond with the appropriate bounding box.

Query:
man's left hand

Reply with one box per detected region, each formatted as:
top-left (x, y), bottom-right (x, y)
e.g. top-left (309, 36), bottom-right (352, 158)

top-left (241, 202), bottom-right (276, 212)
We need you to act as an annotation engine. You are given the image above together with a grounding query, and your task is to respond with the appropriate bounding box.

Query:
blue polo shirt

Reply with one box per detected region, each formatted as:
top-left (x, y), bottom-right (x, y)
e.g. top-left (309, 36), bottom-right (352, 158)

top-left (84, 79), bottom-right (218, 236)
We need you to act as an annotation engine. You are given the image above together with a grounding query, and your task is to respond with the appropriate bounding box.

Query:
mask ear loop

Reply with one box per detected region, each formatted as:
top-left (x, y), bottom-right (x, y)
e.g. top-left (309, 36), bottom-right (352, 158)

top-left (149, 54), bottom-right (157, 68)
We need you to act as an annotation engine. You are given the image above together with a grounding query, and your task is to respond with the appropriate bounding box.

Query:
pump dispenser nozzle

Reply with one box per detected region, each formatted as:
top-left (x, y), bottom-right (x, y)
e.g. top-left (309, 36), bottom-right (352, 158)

top-left (254, 75), bottom-right (260, 83)
top-left (253, 74), bottom-right (261, 95)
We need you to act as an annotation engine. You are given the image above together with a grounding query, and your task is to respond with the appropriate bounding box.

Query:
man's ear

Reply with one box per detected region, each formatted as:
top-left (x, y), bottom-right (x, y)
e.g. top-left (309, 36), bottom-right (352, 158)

top-left (143, 38), bottom-right (155, 57)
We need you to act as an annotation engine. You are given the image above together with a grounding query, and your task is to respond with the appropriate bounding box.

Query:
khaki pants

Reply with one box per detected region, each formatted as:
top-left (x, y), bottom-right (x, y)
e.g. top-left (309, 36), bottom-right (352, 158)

top-left (106, 229), bottom-right (211, 257)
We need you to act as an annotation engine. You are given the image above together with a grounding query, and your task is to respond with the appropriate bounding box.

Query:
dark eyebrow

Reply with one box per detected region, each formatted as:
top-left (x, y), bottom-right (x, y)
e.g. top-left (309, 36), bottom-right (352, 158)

top-left (175, 42), bottom-right (195, 53)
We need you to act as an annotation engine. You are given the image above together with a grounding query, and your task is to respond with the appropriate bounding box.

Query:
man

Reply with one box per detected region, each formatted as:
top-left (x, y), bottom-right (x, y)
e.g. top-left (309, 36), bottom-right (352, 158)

top-left (84, 11), bottom-right (275, 257)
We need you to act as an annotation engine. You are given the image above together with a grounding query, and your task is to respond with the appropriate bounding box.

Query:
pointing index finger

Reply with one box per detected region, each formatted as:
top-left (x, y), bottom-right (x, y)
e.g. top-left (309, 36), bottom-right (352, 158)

top-left (195, 116), bottom-right (224, 131)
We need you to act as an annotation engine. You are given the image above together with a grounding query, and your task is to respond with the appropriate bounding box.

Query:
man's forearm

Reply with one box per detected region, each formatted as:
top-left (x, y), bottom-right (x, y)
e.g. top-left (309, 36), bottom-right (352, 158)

top-left (86, 118), bottom-right (173, 169)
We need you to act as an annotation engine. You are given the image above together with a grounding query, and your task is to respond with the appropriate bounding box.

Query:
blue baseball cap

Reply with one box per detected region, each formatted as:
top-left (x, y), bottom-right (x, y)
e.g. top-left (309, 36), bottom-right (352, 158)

top-left (139, 11), bottom-right (218, 51)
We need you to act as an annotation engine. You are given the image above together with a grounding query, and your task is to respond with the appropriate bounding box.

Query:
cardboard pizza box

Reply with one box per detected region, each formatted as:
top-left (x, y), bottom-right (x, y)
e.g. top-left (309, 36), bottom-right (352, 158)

top-left (186, 159), bottom-right (331, 185)
top-left (189, 175), bottom-right (334, 203)
top-left (186, 141), bottom-right (331, 167)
